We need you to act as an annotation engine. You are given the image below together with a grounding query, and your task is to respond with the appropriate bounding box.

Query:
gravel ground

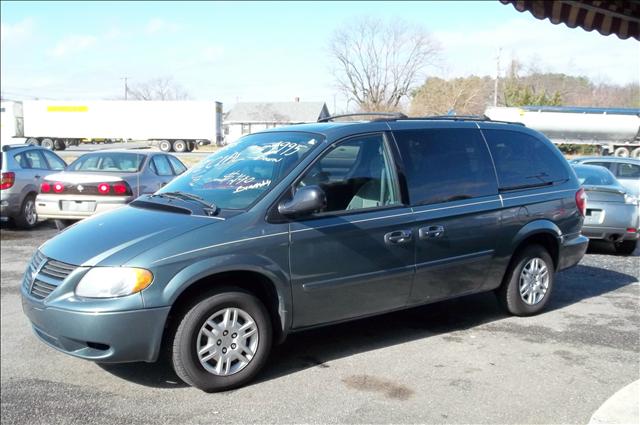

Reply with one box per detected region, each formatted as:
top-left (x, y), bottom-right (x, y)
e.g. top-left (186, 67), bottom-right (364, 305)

top-left (1, 222), bottom-right (638, 424)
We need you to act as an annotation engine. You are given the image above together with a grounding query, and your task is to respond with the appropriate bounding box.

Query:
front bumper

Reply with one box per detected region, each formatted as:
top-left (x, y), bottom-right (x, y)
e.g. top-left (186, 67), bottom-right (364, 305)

top-left (36, 193), bottom-right (132, 220)
top-left (557, 233), bottom-right (589, 271)
top-left (21, 273), bottom-right (170, 363)
top-left (22, 298), bottom-right (170, 363)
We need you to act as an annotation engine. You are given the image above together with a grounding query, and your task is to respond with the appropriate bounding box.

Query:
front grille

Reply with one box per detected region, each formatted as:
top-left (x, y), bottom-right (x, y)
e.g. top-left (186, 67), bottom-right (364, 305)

top-left (41, 259), bottom-right (76, 280)
top-left (30, 280), bottom-right (57, 300)
top-left (24, 250), bottom-right (77, 300)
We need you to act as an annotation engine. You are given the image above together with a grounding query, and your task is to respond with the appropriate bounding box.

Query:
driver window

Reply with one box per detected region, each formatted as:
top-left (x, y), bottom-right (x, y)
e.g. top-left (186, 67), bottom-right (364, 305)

top-left (297, 134), bottom-right (400, 213)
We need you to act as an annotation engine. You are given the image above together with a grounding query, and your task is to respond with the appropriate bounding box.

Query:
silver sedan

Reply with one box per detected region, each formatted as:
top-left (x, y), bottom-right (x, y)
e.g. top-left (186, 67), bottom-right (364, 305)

top-left (572, 164), bottom-right (639, 255)
top-left (36, 150), bottom-right (187, 229)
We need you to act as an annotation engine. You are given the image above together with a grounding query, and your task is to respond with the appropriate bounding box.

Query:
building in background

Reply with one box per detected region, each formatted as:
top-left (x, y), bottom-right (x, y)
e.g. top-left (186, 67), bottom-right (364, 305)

top-left (224, 100), bottom-right (330, 144)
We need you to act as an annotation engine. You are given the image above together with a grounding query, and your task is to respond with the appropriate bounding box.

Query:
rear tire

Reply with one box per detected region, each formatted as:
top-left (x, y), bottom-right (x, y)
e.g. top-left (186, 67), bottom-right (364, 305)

top-left (631, 147), bottom-right (640, 159)
top-left (26, 138), bottom-right (39, 146)
top-left (615, 240), bottom-right (637, 255)
top-left (14, 194), bottom-right (38, 229)
top-left (173, 140), bottom-right (187, 153)
top-left (41, 138), bottom-right (55, 150)
top-left (171, 289), bottom-right (272, 392)
top-left (159, 140), bottom-right (172, 152)
top-left (186, 141), bottom-right (195, 152)
top-left (613, 147), bottom-right (630, 157)
top-left (496, 245), bottom-right (555, 316)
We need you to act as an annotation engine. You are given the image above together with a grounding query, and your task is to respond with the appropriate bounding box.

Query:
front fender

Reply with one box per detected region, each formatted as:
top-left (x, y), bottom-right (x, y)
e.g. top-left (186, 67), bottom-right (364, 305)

top-left (143, 253), bottom-right (292, 336)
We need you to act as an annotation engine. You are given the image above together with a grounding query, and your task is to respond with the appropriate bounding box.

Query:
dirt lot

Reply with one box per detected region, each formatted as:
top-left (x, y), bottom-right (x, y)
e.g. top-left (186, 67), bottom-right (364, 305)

top-left (1, 223), bottom-right (638, 424)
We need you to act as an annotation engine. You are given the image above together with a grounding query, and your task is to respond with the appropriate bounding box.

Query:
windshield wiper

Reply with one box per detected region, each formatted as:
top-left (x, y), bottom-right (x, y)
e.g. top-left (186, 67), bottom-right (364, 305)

top-left (152, 191), bottom-right (218, 215)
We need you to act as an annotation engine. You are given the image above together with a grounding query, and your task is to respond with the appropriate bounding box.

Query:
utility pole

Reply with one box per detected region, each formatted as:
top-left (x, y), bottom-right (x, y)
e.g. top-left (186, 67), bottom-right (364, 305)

top-left (121, 77), bottom-right (129, 100)
top-left (493, 48), bottom-right (501, 107)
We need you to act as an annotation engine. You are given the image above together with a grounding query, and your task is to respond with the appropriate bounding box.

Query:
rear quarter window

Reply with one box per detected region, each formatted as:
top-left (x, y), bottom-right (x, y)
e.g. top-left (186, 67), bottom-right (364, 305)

top-left (393, 128), bottom-right (498, 205)
top-left (482, 129), bottom-right (569, 190)
top-left (616, 163), bottom-right (640, 179)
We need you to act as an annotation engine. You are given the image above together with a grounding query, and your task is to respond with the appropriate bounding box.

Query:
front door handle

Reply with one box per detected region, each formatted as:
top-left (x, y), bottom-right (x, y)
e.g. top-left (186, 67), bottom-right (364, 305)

top-left (419, 225), bottom-right (445, 239)
top-left (384, 230), bottom-right (413, 245)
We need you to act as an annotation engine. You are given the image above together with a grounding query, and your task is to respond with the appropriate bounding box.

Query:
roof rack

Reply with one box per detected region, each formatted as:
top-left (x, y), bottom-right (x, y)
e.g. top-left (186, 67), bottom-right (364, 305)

top-left (317, 112), bottom-right (524, 126)
top-left (398, 115), bottom-right (525, 126)
top-left (318, 112), bottom-right (408, 123)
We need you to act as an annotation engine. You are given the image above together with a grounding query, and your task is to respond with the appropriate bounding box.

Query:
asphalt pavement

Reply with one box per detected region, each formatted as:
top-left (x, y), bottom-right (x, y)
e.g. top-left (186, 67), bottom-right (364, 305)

top-left (1, 223), bottom-right (638, 424)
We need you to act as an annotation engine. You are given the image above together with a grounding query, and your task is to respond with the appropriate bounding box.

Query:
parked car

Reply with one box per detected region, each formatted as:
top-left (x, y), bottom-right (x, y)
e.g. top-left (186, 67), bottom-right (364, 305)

top-left (1, 144), bottom-right (66, 228)
top-left (36, 150), bottom-right (187, 229)
top-left (570, 156), bottom-right (640, 198)
top-left (21, 115), bottom-right (589, 392)
top-left (572, 164), bottom-right (639, 255)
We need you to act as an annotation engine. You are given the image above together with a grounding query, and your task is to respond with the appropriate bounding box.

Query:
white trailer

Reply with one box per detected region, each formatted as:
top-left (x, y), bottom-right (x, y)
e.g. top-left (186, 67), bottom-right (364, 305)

top-left (1, 101), bottom-right (25, 146)
top-left (2, 100), bottom-right (223, 152)
top-left (484, 106), bottom-right (640, 158)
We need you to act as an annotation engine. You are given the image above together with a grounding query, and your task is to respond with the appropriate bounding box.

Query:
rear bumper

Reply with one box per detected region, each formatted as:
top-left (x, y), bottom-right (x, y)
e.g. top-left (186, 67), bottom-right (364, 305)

top-left (0, 191), bottom-right (22, 219)
top-left (582, 226), bottom-right (639, 242)
top-left (36, 194), bottom-right (132, 220)
top-left (557, 233), bottom-right (589, 271)
top-left (582, 202), bottom-right (639, 242)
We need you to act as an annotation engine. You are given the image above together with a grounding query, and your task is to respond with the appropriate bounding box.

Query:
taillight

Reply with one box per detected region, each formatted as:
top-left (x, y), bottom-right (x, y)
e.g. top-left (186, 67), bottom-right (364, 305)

top-left (40, 182), bottom-right (51, 193)
top-left (98, 183), bottom-right (110, 194)
top-left (53, 182), bottom-right (65, 193)
top-left (0, 172), bottom-right (15, 190)
top-left (113, 182), bottom-right (128, 195)
top-left (575, 188), bottom-right (587, 217)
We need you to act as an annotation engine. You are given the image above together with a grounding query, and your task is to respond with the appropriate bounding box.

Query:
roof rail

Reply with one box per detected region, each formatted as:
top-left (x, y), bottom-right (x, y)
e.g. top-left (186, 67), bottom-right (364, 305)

top-left (398, 115), bottom-right (525, 126)
top-left (318, 112), bottom-right (408, 123)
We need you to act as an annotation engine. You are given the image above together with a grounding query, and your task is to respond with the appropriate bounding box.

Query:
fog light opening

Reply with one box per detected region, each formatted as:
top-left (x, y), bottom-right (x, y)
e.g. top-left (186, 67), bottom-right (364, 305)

top-left (86, 341), bottom-right (110, 351)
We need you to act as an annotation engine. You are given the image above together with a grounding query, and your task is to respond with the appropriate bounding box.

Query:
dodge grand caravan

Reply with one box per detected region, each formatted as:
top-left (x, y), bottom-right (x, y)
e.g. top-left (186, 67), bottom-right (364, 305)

top-left (21, 114), bottom-right (588, 391)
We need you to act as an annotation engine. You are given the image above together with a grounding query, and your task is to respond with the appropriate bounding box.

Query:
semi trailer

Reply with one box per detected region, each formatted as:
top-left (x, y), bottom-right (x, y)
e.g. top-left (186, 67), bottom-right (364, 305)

top-left (0, 100), bottom-right (223, 152)
top-left (484, 106), bottom-right (640, 158)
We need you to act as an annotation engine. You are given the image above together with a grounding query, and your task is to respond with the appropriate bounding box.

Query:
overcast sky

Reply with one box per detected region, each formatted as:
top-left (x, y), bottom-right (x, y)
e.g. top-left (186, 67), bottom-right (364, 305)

top-left (1, 1), bottom-right (639, 112)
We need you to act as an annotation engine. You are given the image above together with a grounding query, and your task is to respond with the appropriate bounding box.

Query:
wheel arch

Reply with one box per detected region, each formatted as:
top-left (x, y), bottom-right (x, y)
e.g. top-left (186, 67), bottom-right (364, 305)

top-left (158, 258), bottom-right (292, 346)
top-left (509, 219), bottom-right (562, 270)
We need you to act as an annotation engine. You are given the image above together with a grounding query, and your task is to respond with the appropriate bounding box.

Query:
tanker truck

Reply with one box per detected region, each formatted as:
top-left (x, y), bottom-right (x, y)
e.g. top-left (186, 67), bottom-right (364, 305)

top-left (484, 106), bottom-right (640, 158)
top-left (0, 100), bottom-right (223, 152)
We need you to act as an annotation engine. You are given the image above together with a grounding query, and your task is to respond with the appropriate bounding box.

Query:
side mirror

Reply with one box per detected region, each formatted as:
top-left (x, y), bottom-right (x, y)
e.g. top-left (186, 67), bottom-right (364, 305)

top-left (278, 185), bottom-right (327, 217)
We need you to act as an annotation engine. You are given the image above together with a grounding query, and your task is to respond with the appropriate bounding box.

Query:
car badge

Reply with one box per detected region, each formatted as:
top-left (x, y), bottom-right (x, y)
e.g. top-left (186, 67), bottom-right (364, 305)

top-left (77, 185), bottom-right (84, 192)
top-left (31, 257), bottom-right (48, 287)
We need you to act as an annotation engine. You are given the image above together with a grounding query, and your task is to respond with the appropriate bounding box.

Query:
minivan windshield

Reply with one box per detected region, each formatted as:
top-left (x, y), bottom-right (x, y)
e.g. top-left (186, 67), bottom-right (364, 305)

top-left (158, 132), bottom-right (323, 209)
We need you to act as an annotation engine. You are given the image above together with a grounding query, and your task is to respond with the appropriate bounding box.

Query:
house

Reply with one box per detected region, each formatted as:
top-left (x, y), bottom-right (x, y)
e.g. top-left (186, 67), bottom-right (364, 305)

top-left (223, 100), bottom-right (330, 144)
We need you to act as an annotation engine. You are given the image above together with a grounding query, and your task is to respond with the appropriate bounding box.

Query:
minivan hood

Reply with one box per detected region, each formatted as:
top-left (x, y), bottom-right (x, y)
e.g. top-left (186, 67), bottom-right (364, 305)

top-left (39, 205), bottom-right (220, 267)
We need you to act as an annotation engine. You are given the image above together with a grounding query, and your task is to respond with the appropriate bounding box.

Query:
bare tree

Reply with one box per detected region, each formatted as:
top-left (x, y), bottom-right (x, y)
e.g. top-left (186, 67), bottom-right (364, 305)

top-left (410, 76), bottom-right (493, 116)
top-left (329, 17), bottom-right (440, 112)
top-left (127, 77), bottom-right (191, 101)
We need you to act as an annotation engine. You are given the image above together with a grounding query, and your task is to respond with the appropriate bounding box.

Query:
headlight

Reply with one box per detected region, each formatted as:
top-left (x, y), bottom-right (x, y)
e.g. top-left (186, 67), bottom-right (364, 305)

top-left (75, 267), bottom-right (153, 298)
top-left (624, 194), bottom-right (639, 205)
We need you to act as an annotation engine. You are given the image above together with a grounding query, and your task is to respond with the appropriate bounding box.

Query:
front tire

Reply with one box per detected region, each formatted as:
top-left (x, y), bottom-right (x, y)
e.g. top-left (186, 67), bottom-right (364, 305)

top-left (615, 240), bottom-right (637, 255)
top-left (496, 245), bottom-right (555, 316)
top-left (171, 289), bottom-right (272, 392)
